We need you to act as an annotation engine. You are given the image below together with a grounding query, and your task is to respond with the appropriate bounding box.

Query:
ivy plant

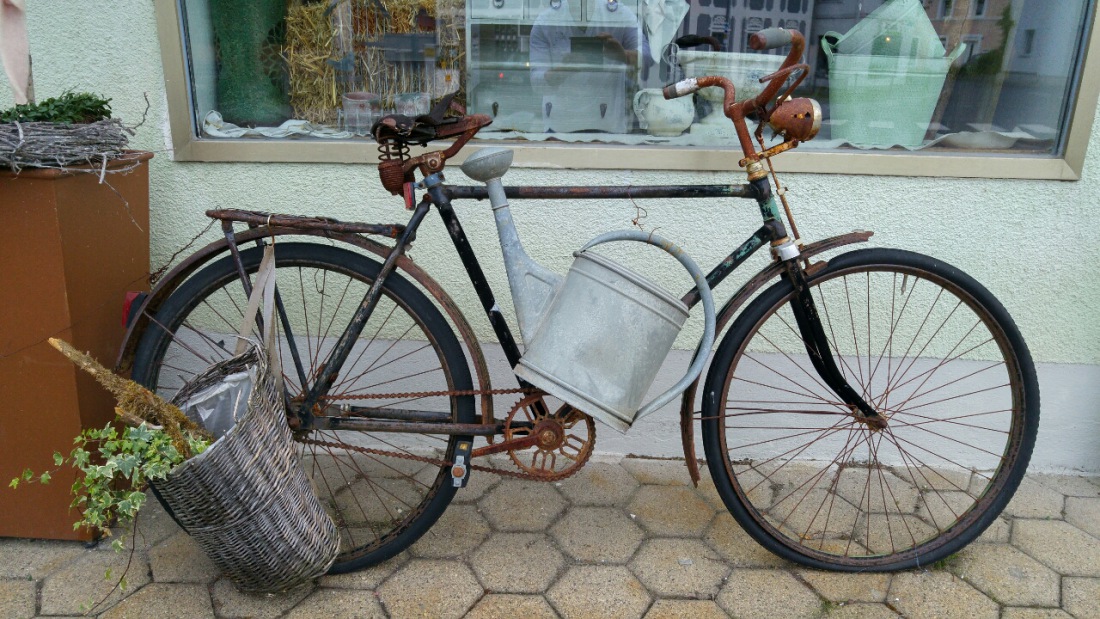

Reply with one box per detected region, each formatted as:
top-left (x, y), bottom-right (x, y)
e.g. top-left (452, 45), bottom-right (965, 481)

top-left (11, 421), bottom-right (210, 551)
top-left (0, 91), bottom-right (112, 123)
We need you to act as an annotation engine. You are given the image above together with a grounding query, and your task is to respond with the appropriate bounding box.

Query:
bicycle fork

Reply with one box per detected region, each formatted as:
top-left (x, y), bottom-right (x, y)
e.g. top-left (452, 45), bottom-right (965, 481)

top-left (781, 251), bottom-right (887, 430)
top-left (749, 170), bottom-right (886, 430)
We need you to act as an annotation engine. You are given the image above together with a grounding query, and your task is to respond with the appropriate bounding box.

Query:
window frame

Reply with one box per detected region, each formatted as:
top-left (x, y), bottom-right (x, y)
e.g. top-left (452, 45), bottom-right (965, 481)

top-left (939, 0), bottom-right (954, 20)
top-left (154, 0), bottom-right (1100, 181)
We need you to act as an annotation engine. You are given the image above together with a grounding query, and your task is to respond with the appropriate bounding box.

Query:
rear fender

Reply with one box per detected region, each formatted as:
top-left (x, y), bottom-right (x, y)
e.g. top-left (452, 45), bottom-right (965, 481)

top-left (116, 226), bottom-right (497, 423)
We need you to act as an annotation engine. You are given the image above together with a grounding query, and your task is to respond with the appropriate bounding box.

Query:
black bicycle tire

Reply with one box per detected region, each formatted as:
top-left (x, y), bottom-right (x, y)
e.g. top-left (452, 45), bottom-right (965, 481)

top-left (131, 242), bottom-right (475, 573)
top-left (701, 248), bottom-right (1039, 571)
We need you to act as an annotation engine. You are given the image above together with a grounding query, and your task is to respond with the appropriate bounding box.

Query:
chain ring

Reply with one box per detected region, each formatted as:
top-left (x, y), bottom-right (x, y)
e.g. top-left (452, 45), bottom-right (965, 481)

top-left (503, 393), bottom-right (596, 481)
top-left (300, 387), bottom-right (595, 482)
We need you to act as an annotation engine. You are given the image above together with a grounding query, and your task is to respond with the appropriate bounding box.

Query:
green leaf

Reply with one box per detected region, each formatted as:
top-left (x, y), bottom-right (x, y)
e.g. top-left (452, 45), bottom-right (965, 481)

top-left (9, 478), bottom-right (18, 489)
top-left (21, 468), bottom-right (33, 482)
top-left (53, 452), bottom-right (64, 466)
top-left (39, 471), bottom-right (51, 484)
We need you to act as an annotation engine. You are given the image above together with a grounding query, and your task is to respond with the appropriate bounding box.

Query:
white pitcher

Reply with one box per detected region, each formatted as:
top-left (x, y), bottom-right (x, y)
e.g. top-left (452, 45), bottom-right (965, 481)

top-left (633, 88), bottom-right (694, 137)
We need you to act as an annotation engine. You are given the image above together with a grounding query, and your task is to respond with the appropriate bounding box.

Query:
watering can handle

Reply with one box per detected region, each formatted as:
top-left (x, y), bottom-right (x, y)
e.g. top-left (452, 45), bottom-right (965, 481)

top-left (579, 230), bottom-right (716, 420)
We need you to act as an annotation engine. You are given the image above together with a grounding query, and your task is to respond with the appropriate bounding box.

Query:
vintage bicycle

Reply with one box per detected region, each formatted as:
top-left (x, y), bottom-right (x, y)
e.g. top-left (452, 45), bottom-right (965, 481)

top-left (120, 29), bottom-right (1039, 574)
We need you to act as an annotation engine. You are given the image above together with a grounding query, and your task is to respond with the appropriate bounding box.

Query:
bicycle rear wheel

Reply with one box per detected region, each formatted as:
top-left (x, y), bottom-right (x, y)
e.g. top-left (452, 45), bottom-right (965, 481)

top-left (702, 248), bottom-right (1039, 571)
top-left (132, 242), bottom-right (475, 573)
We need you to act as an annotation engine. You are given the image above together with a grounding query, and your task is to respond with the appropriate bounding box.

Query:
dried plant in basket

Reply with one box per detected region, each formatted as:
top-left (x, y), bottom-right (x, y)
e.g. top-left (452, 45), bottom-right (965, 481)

top-left (8, 338), bottom-right (214, 551)
top-left (0, 92), bottom-right (136, 173)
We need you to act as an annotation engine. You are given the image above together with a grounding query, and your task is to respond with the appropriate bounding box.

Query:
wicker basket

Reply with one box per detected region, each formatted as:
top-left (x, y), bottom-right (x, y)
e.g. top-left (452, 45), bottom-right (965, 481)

top-left (154, 348), bottom-right (339, 593)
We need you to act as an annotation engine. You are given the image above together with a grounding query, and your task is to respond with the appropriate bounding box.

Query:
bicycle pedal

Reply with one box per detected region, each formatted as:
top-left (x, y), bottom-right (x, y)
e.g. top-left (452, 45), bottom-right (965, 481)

top-left (451, 440), bottom-right (473, 488)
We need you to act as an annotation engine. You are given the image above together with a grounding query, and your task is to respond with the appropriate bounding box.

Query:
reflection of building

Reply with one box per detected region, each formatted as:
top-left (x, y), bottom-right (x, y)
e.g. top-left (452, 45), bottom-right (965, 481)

top-left (987, 0), bottom-right (1090, 137)
top-left (927, 0), bottom-right (1015, 64)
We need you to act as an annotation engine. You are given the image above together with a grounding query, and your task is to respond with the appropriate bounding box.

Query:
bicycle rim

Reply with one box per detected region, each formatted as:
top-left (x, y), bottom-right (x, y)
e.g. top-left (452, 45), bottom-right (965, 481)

top-left (132, 243), bottom-right (475, 572)
top-left (703, 248), bottom-right (1038, 570)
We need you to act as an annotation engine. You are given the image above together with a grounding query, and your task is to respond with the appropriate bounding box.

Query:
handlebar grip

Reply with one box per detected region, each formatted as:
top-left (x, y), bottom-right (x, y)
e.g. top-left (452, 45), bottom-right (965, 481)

top-left (674, 34), bottom-right (722, 51)
top-left (663, 78), bottom-right (700, 100)
top-left (749, 28), bottom-right (793, 51)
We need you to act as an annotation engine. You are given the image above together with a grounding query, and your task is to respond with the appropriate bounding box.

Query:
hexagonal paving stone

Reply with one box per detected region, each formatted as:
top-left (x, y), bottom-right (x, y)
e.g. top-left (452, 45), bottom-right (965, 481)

top-left (643, 599), bottom-right (729, 619)
top-left (716, 569), bottom-right (821, 619)
top-left (0, 579), bottom-right (34, 619)
top-left (129, 492), bottom-right (184, 549)
top-left (332, 475), bottom-right (427, 526)
top-left (1063, 577), bottom-right (1100, 619)
top-left (318, 552), bottom-right (407, 589)
top-left (454, 467), bottom-right (502, 504)
top-left (377, 560), bottom-right (482, 618)
top-left (0, 538), bottom-right (84, 579)
top-left (284, 588), bottom-right (386, 618)
top-left (1030, 473), bottom-right (1100, 498)
top-left (1003, 478), bottom-right (1065, 519)
top-left (977, 516), bottom-right (1011, 543)
top-left (39, 550), bottom-right (152, 616)
top-left (827, 602), bottom-right (901, 618)
top-left (704, 515), bottom-right (789, 568)
top-left (480, 479), bottom-right (567, 532)
top-left (210, 578), bottom-right (312, 619)
top-left (951, 543), bottom-right (1060, 606)
top-left (903, 466), bottom-right (972, 492)
top-left (466, 594), bottom-right (559, 619)
top-left (471, 533), bottom-right (565, 593)
top-left (767, 489), bottom-right (863, 545)
top-left (551, 506), bottom-right (644, 564)
top-left (888, 571), bottom-right (998, 619)
top-left (1013, 519), bottom-right (1100, 576)
top-left (149, 531), bottom-right (219, 583)
top-left (621, 458), bottom-right (690, 486)
top-left (628, 538), bottom-right (729, 599)
top-left (99, 583), bottom-right (214, 619)
top-left (409, 504), bottom-right (492, 559)
top-left (556, 461), bottom-right (640, 506)
top-left (547, 565), bottom-right (651, 619)
top-left (916, 490), bottom-right (981, 531)
top-left (835, 466), bottom-right (920, 513)
top-left (798, 570), bottom-right (890, 603)
top-left (1000, 609), bottom-right (1075, 619)
top-left (628, 485), bottom-right (714, 536)
top-left (1066, 496), bottom-right (1100, 539)
top-left (858, 514), bottom-right (939, 557)
top-left (695, 473), bottom-right (730, 512)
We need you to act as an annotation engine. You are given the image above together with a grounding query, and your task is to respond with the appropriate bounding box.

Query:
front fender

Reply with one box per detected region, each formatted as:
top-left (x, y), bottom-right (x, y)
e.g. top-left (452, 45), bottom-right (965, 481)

top-left (116, 226), bottom-right (497, 423)
top-left (677, 230), bottom-right (874, 484)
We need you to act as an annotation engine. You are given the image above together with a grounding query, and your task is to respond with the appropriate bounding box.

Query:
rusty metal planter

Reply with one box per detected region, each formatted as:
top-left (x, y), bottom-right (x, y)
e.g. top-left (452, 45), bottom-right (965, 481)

top-left (0, 151), bottom-right (151, 540)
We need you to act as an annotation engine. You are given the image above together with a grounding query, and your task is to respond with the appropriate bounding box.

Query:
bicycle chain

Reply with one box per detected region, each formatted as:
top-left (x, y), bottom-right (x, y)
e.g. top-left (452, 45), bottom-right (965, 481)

top-left (298, 436), bottom-right (545, 481)
top-left (318, 386), bottom-right (537, 401)
top-left (300, 388), bottom-right (592, 482)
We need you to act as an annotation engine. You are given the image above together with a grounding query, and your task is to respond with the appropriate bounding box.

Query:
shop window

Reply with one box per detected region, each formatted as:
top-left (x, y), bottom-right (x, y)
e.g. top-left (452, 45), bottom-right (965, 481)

top-left (163, 0), bottom-right (1099, 176)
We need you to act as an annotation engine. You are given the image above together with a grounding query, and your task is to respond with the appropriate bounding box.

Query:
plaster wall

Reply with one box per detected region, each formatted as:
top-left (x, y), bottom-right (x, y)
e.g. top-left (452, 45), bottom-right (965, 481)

top-left (4, 0), bottom-right (1098, 471)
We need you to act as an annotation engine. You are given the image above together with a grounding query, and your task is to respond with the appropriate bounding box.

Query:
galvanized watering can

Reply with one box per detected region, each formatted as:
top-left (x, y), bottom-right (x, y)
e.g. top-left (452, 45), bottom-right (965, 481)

top-left (461, 148), bottom-right (716, 433)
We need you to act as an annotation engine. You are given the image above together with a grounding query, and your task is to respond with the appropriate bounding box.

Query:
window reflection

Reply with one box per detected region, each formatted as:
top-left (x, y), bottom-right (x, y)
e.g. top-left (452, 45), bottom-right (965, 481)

top-left (179, 0), bottom-right (1093, 155)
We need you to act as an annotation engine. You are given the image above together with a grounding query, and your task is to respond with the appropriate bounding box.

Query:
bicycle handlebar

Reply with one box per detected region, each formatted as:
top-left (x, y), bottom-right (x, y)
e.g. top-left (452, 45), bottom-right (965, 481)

top-left (663, 29), bottom-right (806, 159)
top-left (749, 28), bottom-right (793, 51)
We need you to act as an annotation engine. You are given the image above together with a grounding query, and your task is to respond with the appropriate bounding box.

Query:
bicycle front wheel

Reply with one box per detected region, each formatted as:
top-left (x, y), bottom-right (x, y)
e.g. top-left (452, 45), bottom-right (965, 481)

top-left (132, 242), bottom-right (475, 573)
top-left (702, 248), bottom-right (1039, 571)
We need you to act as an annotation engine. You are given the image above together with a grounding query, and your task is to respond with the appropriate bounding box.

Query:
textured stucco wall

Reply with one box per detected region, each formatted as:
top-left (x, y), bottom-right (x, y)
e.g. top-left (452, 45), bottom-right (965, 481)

top-left (5, 1), bottom-right (1099, 470)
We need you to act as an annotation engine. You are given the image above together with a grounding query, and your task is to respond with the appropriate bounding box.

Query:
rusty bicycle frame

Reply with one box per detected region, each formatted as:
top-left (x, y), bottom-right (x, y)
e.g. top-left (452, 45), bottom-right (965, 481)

top-left (118, 28), bottom-right (877, 484)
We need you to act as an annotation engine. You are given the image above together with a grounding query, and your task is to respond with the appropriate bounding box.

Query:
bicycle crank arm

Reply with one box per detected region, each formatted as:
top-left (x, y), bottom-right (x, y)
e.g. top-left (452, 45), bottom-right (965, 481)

top-left (783, 263), bottom-right (887, 430)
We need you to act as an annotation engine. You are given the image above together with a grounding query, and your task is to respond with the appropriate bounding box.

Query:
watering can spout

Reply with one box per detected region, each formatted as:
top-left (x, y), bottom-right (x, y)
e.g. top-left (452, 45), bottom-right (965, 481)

top-left (461, 148), bottom-right (564, 342)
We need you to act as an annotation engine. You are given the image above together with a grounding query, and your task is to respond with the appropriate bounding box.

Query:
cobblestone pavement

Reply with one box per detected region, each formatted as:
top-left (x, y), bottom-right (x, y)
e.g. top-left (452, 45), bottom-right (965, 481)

top-left (2, 457), bottom-right (1098, 618)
